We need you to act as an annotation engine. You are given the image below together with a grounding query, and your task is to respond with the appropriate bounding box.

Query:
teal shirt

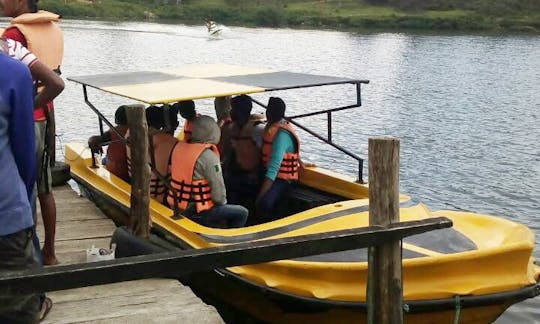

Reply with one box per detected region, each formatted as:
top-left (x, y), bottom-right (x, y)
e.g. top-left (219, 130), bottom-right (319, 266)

top-left (265, 129), bottom-right (296, 181)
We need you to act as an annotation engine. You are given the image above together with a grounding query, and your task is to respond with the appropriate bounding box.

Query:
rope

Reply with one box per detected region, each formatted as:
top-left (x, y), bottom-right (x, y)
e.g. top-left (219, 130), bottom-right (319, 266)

top-left (56, 134), bottom-right (93, 162)
top-left (453, 295), bottom-right (461, 324)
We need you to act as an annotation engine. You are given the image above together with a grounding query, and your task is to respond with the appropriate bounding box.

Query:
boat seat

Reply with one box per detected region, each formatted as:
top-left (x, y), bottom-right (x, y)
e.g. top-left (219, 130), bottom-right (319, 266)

top-left (285, 185), bottom-right (343, 215)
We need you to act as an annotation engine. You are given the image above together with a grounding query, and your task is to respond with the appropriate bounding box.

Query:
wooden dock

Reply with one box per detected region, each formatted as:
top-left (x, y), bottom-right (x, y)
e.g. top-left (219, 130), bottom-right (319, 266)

top-left (36, 184), bottom-right (223, 324)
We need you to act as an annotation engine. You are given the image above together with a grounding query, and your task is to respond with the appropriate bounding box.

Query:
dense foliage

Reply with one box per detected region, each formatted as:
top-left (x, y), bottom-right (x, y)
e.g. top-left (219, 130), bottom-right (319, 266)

top-left (40, 0), bottom-right (540, 32)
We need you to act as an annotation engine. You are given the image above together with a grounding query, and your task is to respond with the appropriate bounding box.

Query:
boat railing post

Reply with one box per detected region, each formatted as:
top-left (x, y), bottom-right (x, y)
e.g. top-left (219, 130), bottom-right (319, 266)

top-left (367, 137), bottom-right (403, 324)
top-left (126, 104), bottom-right (151, 238)
top-left (327, 111), bottom-right (332, 142)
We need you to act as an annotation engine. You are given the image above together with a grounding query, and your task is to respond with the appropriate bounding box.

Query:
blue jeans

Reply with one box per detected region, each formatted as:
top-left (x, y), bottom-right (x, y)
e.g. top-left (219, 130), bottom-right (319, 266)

top-left (257, 178), bottom-right (292, 222)
top-left (186, 204), bottom-right (248, 228)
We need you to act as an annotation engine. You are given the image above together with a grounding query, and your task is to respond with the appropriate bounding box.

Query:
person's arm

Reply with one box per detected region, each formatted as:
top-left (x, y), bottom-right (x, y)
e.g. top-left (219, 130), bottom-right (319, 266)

top-left (6, 38), bottom-right (65, 109)
top-left (88, 130), bottom-right (111, 154)
top-left (200, 149), bottom-right (227, 205)
top-left (9, 64), bottom-right (36, 200)
top-left (252, 123), bottom-right (265, 148)
top-left (30, 60), bottom-right (64, 109)
top-left (257, 130), bottom-right (294, 200)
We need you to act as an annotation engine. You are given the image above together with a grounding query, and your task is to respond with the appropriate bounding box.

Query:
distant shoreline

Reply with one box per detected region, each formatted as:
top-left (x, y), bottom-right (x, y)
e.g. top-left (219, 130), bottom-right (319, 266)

top-left (39, 0), bottom-right (540, 34)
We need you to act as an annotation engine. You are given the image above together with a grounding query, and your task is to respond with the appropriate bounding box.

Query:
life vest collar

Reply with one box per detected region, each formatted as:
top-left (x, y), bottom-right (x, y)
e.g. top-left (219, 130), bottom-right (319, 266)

top-left (12, 11), bottom-right (60, 24)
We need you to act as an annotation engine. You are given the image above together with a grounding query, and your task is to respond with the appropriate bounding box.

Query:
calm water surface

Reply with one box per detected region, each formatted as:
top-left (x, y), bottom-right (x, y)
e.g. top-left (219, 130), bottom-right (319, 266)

top-left (50, 20), bottom-right (539, 323)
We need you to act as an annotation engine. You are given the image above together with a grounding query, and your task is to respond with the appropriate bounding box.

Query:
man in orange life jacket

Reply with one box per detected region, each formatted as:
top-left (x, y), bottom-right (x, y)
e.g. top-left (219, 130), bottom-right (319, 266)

top-left (2, 0), bottom-right (64, 267)
top-left (88, 106), bottom-right (130, 182)
top-left (167, 115), bottom-right (248, 228)
top-left (173, 100), bottom-right (199, 142)
top-left (256, 97), bottom-right (300, 222)
top-left (221, 95), bottom-right (265, 210)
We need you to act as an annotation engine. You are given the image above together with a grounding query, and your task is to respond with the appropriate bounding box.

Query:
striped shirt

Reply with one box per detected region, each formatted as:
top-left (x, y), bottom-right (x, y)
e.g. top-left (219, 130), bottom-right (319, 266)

top-left (0, 37), bottom-right (38, 68)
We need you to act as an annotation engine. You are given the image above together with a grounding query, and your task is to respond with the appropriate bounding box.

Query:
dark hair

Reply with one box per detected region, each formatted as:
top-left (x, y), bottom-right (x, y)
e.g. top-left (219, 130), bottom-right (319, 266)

top-left (267, 97), bottom-right (286, 123)
top-left (163, 104), bottom-right (179, 132)
top-left (115, 105), bottom-right (127, 125)
top-left (146, 105), bottom-right (164, 129)
top-left (173, 100), bottom-right (196, 120)
top-left (27, 0), bottom-right (39, 13)
top-left (230, 95), bottom-right (252, 125)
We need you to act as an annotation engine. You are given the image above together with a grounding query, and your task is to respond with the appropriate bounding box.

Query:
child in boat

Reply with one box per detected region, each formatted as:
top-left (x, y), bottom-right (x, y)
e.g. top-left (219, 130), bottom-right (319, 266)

top-left (88, 105), bottom-right (129, 181)
top-left (167, 115), bottom-right (248, 228)
top-left (173, 100), bottom-right (199, 142)
top-left (221, 95), bottom-right (265, 214)
top-left (256, 97), bottom-right (301, 222)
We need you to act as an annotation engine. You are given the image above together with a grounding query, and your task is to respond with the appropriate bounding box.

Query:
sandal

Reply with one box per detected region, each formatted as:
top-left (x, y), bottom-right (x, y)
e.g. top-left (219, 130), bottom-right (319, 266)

top-left (39, 296), bottom-right (53, 322)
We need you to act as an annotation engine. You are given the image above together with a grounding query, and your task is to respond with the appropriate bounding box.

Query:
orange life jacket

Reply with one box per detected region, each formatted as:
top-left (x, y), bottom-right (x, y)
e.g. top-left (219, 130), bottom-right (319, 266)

top-left (105, 126), bottom-right (129, 182)
top-left (262, 120), bottom-right (300, 181)
top-left (148, 132), bottom-right (178, 204)
top-left (230, 114), bottom-right (265, 172)
top-left (10, 11), bottom-right (63, 72)
top-left (167, 142), bottom-right (219, 212)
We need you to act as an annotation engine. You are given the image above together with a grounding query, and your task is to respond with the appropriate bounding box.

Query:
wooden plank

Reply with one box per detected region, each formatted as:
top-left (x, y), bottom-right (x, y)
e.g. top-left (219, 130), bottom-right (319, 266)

top-left (126, 104), bottom-right (151, 238)
top-left (32, 184), bottom-right (222, 322)
top-left (367, 137), bottom-right (403, 324)
top-left (36, 219), bottom-right (115, 242)
top-left (43, 279), bottom-right (223, 324)
top-left (0, 217), bottom-right (452, 294)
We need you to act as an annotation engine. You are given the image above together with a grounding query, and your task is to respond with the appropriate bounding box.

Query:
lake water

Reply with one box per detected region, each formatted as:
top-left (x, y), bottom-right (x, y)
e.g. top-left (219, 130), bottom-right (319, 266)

top-left (35, 19), bottom-right (540, 322)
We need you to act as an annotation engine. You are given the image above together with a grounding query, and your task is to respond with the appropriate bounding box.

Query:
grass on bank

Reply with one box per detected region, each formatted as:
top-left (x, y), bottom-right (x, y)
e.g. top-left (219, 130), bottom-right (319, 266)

top-left (40, 0), bottom-right (540, 32)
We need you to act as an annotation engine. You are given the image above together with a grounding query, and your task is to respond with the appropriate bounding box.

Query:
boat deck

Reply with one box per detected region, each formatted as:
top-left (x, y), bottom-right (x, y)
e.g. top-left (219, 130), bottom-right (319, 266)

top-left (36, 184), bottom-right (223, 323)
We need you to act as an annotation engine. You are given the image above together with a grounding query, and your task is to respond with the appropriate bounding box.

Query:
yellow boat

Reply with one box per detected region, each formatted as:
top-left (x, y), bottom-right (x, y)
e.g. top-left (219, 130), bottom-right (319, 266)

top-left (66, 64), bottom-right (540, 323)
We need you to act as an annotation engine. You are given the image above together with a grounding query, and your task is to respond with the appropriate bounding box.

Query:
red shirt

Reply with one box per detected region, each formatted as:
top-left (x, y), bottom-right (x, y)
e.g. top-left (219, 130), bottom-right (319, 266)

top-left (3, 26), bottom-right (53, 121)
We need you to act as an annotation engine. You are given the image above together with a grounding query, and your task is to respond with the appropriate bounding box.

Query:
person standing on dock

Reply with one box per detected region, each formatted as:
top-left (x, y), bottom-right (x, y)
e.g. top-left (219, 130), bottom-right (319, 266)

top-left (167, 115), bottom-right (248, 228)
top-left (0, 51), bottom-right (40, 323)
top-left (2, 0), bottom-right (64, 266)
top-left (256, 97), bottom-right (301, 222)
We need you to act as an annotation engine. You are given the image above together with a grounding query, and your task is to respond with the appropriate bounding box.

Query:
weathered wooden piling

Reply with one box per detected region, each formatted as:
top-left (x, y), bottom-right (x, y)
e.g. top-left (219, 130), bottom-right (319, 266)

top-left (367, 137), bottom-right (403, 324)
top-left (125, 104), bottom-right (151, 238)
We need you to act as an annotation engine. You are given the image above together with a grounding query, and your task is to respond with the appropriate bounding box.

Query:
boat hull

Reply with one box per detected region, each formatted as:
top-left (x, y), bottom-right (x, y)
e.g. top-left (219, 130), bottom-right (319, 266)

top-left (74, 176), bottom-right (539, 324)
top-left (66, 142), bottom-right (540, 323)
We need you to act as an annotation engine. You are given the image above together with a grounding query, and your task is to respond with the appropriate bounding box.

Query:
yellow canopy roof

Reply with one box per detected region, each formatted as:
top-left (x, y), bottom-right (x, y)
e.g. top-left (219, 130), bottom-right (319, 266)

top-left (68, 64), bottom-right (366, 104)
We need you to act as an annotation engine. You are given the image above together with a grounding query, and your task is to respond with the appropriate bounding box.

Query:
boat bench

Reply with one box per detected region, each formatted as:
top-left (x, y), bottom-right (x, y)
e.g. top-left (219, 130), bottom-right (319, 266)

top-left (285, 185), bottom-right (342, 215)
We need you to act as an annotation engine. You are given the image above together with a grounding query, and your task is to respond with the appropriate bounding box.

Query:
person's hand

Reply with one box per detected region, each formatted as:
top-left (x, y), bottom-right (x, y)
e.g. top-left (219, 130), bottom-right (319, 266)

top-left (88, 136), bottom-right (103, 154)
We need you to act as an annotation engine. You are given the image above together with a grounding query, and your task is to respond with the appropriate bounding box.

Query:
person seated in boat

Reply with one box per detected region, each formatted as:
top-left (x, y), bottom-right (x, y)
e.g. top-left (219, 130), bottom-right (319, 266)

top-left (167, 115), bottom-right (248, 228)
top-left (256, 97), bottom-right (301, 222)
top-left (147, 105), bottom-right (179, 204)
top-left (88, 105), bottom-right (130, 182)
top-left (221, 95), bottom-right (266, 212)
top-left (125, 105), bottom-right (161, 177)
top-left (173, 100), bottom-right (199, 142)
top-left (215, 96), bottom-right (232, 128)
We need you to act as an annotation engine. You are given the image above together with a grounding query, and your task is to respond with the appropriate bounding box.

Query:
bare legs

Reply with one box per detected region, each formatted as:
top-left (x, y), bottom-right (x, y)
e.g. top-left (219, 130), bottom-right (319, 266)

top-left (39, 192), bottom-right (58, 266)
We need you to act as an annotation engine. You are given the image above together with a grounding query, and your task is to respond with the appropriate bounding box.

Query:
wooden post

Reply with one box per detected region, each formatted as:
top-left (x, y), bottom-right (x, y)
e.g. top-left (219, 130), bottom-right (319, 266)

top-left (367, 137), bottom-right (403, 324)
top-left (126, 104), bottom-right (150, 238)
